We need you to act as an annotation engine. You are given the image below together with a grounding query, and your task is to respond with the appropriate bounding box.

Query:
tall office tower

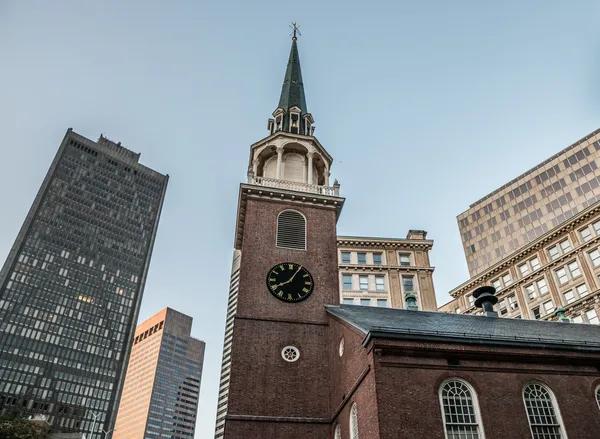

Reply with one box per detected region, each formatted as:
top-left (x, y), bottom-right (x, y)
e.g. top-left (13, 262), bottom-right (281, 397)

top-left (458, 128), bottom-right (600, 276)
top-left (0, 129), bottom-right (168, 437)
top-left (213, 250), bottom-right (240, 438)
top-left (113, 308), bottom-right (205, 439)
top-left (336, 232), bottom-right (437, 310)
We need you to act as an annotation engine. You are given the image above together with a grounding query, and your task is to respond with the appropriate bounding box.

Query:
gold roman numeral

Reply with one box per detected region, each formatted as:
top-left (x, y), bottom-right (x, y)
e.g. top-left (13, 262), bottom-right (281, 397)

top-left (287, 294), bottom-right (293, 300)
top-left (269, 278), bottom-right (276, 283)
top-left (302, 273), bottom-right (309, 278)
top-left (270, 285), bottom-right (278, 291)
top-left (279, 265), bottom-right (285, 271)
top-left (302, 287), bottom-right (309, 293)
top-left (288, 263), bottom-right (294, 270)
top-left (305, 281), bottom-right (312, 286)
top-left (277, 291), bottom-right (283, 297)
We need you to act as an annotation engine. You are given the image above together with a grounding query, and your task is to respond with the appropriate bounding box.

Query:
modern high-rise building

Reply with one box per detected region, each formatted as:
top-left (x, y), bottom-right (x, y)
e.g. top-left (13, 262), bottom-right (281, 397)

top-left (0, 129), bottom-right (168, 436)
top-left (113, 308), bottom-right (205, 439)
top-left (336, 232), bottom-right (437, 310)
top-left (213, 250), bottom-right (240, 439)
top-left (457, 128), bottom-right (600, 276)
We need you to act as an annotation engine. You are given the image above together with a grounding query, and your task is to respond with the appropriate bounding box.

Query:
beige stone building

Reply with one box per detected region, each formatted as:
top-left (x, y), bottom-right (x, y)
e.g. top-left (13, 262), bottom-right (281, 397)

top-left (337, 231), bottom-right (437, 311)
top-left (458, 127), bottom-right (600, 277)
top-left (440, 200), bottom-right (600, 325)
top-left (113, 308), bottom-right (205, 439)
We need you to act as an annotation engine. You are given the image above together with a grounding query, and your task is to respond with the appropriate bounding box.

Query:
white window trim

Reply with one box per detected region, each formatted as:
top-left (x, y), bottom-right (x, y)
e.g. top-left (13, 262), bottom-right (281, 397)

top-left (439, 378), bottom-right (486, 439)
top-left (349, 402), bottom-right (359, 439)
top-left (522, 382), bottom-right (567, 439)
top-left (595, 385), bottom-right (600, 411)
top-left (334, 424), bottom-right (341, 439)
top-left (275, 209), bottom-right (307, 251)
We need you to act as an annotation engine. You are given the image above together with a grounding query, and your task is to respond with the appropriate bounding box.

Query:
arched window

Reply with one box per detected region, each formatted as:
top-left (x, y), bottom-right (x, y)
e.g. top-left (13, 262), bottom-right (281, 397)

top-left (596, 385), bottom-right (600, 411)
top-left (439, 379), bottom-right (483, 439)
top-left (523, 383), bottom-right (565, 439)
top-left (277, 210), bottom-right (306, 250)
top-left (334, 424), bottom-right (341, 439)
top-left (349, 403), bottom-right (359, 439)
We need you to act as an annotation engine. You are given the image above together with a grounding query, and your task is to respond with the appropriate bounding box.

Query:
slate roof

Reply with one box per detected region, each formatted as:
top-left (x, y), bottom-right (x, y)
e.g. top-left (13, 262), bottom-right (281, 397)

top-left (278, 39), bottom-right (307, 114)
top-left (326, 305), bottom-right (600, 351)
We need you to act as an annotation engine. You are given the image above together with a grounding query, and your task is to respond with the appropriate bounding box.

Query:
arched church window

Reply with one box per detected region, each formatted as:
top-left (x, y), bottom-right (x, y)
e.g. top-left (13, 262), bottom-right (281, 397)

top-left (523, 383), bottom-right (565, 439)
top-left (439, 379), bottom-right (483, 439)
top-left (334, 424), bottom-right (341, 439)
top-left (276, 210), bottom-right (306, 250)
top-left (283, 153), bottom-right (304, 182)
top-left (349, 403), bottom-right (359, 439)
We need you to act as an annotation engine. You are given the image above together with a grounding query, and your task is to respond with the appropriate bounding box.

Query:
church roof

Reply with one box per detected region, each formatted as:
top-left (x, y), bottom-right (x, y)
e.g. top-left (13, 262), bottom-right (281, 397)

top-left (277, 38), bottom-right (307, 114)
top-left (326, 305), bottom-right (600, 352)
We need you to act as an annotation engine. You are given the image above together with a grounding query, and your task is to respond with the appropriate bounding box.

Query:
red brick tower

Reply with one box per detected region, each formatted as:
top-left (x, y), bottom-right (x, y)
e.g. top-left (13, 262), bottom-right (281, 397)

top-left (220, 28), bottom-right (344, 438)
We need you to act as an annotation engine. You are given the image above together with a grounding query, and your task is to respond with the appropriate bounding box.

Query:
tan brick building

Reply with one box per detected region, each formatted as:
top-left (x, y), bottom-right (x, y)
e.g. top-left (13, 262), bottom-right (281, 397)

top-left (458, 127), bottom-right (600, 276)
top-left (336, 232), bottom-right (437, 311)
top-left (113, 308), bottom-right (205, 439)
top-left (441, 199), bottom-right (600, 324)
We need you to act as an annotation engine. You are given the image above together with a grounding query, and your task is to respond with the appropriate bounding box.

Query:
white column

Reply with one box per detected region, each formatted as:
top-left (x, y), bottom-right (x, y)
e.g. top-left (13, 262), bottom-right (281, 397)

top-left (307, 152), bottom-right (314, 184)
top-left (252, 159), bottom-right (259, 176)
top-left (324, 164), bottom-right (330, 186)
top-left (276, 147), bottom-right (284, 180)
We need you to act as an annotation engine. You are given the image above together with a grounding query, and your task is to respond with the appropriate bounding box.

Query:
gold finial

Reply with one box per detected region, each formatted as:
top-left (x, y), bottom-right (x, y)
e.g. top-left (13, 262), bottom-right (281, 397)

top-left (289, 21), bottom-right (301, 40)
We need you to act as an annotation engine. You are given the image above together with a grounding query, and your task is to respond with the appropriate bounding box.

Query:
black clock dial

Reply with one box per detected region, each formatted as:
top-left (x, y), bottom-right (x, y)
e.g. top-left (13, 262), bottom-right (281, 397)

top-left (266, 262), bottom-right (314, 303)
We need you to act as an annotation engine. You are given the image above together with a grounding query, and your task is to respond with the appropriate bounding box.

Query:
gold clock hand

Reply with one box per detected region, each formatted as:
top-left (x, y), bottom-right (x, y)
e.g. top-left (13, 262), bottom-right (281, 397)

top-left (274, 265), bottom-right (303, 288)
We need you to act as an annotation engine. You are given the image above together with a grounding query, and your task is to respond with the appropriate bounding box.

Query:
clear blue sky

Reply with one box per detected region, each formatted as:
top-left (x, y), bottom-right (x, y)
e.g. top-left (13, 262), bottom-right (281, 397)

top-left (1, 1), bottom-right (600, 437)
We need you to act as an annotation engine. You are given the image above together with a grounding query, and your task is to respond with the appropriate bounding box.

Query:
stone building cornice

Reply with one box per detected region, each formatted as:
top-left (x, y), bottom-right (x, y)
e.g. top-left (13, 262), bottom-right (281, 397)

top-left (450, 199), bottom-right (600, 298)
top-left (336, 236), bottom-right (433, 251)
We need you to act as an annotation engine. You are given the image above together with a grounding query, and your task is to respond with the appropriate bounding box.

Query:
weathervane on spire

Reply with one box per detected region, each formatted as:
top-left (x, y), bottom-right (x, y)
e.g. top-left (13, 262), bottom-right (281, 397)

top-left (290, 21), bottom-right (301, 40)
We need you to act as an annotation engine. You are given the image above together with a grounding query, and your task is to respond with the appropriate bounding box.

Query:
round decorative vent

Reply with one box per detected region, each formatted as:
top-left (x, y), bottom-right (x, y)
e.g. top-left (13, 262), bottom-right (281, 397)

top-left (281, 346), bottom-right (300, 362)
top-left (339, 337), bottom-right (345, 357)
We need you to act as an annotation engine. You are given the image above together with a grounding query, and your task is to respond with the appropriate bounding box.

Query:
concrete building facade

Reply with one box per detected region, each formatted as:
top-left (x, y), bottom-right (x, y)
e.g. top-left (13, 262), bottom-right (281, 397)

top-left (458, 128), bottom-right (600, 276)
top-left (336, 232), bottom-right (437, 311)
top-left (0, 130), bottom-right (168, 436)
top-left (441, 199), bottom-right (600, 326)
top-left (113, 308), bottom-right (205, 439)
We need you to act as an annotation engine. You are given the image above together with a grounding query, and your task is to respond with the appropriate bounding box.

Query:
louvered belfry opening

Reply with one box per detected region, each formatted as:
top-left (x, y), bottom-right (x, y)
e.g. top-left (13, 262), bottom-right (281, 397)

top-left (277, 210), bottom-right (306, 250)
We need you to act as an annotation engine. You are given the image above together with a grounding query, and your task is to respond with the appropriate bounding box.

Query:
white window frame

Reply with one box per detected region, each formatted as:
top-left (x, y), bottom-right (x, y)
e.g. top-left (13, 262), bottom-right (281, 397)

top-left (372, 252), bottom-right (383, 265)
top-left (588, 248), bottom-right (600, 267)
top-left (349, 402), bottom-right (359, 439)
top-left (554, 260), bottom-right (582, 286)
top-left (340, 251), bottom-right (352, 264)
top-left (439, 378), bottom-right (485, 439)
top-left (334, 424), bottom-right (341, 439)
top-left (398, 252), bottom-right (412, 266)
top-left (358, 275), bottom-right (368, 291)
top-left (596, 385), bottom-right (600, 411)
top-left (375, 275), bottom-right (385, 292)
top-left (548, 239), bottom-right (571, 261)
top-left (342, 274), bottom-right (353, 291)
top-left (524, 278), bottom-right (549, 301)
top-left (522, 382), bottom-right (567, 439)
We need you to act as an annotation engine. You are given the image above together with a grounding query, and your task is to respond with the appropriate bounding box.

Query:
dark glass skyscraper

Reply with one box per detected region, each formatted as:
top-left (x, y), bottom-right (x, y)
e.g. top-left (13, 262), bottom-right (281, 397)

top-left (0, 129), bottom-right (168, 437)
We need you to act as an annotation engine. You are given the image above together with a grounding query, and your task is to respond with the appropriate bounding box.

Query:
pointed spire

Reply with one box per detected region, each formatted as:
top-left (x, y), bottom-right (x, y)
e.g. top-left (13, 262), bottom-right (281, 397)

top-left (278, 38), bottom-right (307, 114)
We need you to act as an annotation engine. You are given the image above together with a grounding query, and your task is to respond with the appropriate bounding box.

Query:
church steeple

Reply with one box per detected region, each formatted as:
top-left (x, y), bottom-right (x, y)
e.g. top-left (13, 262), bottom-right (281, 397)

top-left (269, 23), bottom-right (315, 137)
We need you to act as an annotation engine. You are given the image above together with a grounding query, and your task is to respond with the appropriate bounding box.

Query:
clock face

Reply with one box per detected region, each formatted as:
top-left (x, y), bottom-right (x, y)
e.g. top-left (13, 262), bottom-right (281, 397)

top-left (266, 262), bottom-right (314, 303)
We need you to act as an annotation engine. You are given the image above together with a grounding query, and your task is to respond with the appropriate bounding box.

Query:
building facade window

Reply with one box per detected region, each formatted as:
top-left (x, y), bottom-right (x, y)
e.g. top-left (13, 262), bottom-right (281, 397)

top-left (342, 275), bottom-right (353, 290)
top-left (402, 276), bottom-right (415, 292)
top-left (360, 298), bottom-right (370, 306)
top-left (562, 284), bottom-right (588, 304)
top-left (439, 379), bottom-right (483, 439)
top-left (334, 424), bottom-right (341, 439)
top-left (525, 278), bottom-right (549, 301)
top-left (375, 276), bottom-right (385, 291)
top-left (349, 403), bottom-right (359, 439)
top-left (343, 298), bottom-right (354, 305)
top-left (276, 210), bottom-right (306, 250)
top-left (398, 253), bottom-right (411, 266)
top-left (523, 383), bottom-right (565, 439)
top-left (548, 239), bottom-right (571, 260)
top-left (588, 248), bottom-right (600, 267)
top-left (341, 252), bottom-right (351, 264)
top-left (359, 276), bottom-right (368, 291)
top-left (357, 253), bottom-right (367, 264)
top-left (377, 299), bottom-right (388, 307)
top-left (373, 253), bottom-right (382, 265)
top-left (586, 309), bottom-right (599, 324)
top-left (554, 261), bottom-right (581, 285)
